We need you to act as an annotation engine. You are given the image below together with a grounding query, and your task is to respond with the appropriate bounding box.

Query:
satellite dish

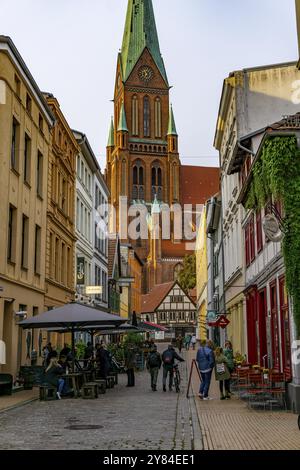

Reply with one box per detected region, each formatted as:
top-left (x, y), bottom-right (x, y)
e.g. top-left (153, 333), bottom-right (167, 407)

top-left (263, 214), bottom-right (284, 243)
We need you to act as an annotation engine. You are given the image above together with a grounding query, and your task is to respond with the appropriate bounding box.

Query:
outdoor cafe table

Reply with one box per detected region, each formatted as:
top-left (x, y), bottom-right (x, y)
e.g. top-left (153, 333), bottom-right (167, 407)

top-left (62, 372), bottom-right (83, 398)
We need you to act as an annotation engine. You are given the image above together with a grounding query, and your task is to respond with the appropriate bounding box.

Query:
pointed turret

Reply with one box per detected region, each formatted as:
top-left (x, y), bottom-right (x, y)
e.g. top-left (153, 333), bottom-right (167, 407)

top-left (107, 117), bottom-right (115, 147)
top-left (167, 105), bottom-right (178, 153)
top-left (121, 0), bottom-right (168, 84)
top-left (117, 103), bottom-right (129, 149)
top-left (167, 105), bottom-right (178, 136)
top-left (118, 103), bottom-right (128, 133)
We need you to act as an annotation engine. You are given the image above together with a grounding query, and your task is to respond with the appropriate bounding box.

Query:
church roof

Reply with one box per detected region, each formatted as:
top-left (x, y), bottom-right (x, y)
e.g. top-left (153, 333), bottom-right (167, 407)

top-left (107, 117), bottom-right (115, 147)
top-left (180, 166), bottom-right (220, 206)
top-left (121, 0), bottom-right (168, 84)
top-left (167, 105), bottom-right (178, 136)
top-left (117, 103), bottom-right (128, 132)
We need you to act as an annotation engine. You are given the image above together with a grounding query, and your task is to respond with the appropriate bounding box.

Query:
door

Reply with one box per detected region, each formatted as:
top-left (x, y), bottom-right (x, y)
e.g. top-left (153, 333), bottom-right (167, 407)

top-left (258, 289), bottom-right (268, 368)
top-left (247, 289), bottom-right (258, 364)
top-left (270, 281), bottom-right (281, 371)
top-left (279, 277), bottom-right (291, 379)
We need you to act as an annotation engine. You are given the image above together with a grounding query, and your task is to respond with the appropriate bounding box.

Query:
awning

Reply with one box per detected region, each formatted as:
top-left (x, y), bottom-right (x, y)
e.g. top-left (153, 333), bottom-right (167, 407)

top-left (138, 321), bottom-right (168, 332)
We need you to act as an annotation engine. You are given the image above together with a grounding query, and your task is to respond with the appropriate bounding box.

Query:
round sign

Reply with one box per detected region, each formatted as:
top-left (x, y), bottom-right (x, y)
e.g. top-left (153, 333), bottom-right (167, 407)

top-left (262, 214), bottom-right (284, 243)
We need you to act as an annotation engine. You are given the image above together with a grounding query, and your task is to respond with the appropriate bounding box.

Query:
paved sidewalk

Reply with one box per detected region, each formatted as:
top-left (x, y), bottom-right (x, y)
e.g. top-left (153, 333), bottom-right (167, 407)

top-left (0, 345), bottom-right (202, 450)
top-left (0, 389), bottom-right (38, 413)
top-left (187, 350), bottom-right (300, 450)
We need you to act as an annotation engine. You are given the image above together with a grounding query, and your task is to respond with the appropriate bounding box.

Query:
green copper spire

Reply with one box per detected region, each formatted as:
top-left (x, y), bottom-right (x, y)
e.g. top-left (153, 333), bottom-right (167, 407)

top-left (167, 105), bottom-right (178, 136)
top-left (118, 103), bottom-right (128, 132)
top-left (107, 117), bottom-right (115, 147)
top-left (121, 0), bottom-right (168, 84)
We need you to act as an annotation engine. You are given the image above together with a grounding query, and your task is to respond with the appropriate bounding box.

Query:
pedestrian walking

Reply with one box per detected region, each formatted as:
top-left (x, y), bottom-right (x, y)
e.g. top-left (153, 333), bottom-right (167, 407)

top-left (124, 345), bottom-right (137, 387)
top-left (191, 334), bottom-right (197, 350)
top-left (196, 340), bottom-right (215, 400)
top-left (176, 335), bottom-right (183, 353)
top-left (96, 344), bottom-right (110, 379)
top-left (146, 345), bottom-right (162, 391)
top-left (185, 335), bottom-right (191, 351)
top-left (83, 341), bottom-right (94, 368)
top-left (162, 345), bottom-right (184, 392)
top-left (214, 347), bottom-right (231, 400)
top-left (224, 341), bottom-right (235, 395)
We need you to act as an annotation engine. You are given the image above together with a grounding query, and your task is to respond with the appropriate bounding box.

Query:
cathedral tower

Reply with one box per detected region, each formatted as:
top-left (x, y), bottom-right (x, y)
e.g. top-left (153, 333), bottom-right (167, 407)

top-left (106, 0), bottom-right (181, 261)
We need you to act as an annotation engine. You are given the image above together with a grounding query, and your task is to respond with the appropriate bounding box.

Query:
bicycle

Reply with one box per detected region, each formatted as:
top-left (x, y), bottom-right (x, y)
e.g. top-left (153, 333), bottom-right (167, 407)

top-left (173, 363), bottom-right (181, 393)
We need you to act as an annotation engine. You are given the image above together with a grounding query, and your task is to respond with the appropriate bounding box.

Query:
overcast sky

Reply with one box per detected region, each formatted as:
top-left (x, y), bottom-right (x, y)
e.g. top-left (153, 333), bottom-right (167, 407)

top-left (1, 0), bottom-right (298, 169)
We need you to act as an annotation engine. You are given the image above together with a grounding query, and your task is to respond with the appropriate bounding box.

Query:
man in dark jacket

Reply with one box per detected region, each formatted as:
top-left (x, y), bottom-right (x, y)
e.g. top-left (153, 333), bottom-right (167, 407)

top-left (125, 345), bottom-right (137, 387)
top-left (96, 344), bottom-right (110, 379)
top-left (146, 345), bottom-right (162, 391)
top-left (162, 345), bottom-right (184, 392)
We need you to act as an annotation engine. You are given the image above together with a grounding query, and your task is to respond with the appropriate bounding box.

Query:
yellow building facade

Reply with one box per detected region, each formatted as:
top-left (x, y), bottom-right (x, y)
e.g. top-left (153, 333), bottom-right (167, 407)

top-left (0, 37), bottom-right (55, 377)
top-left (196, 208), bottom-right (208, 341)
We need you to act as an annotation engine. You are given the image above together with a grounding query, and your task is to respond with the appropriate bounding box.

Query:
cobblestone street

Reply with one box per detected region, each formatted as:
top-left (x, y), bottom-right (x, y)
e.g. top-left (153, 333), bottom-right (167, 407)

top-left (0, 347), bottom-right (202, 451)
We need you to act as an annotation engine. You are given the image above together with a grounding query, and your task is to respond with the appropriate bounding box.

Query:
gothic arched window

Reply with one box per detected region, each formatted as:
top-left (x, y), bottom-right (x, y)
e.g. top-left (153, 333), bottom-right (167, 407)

top-left (155, 97), bottom-right (162, 138)
top-left (132, 160), bottom-right (145, 201)
top-left (151, 162), bottom-right (163, 202)
top-left (174, 263), bottom-right (183, 281)
top-left (144, 96), bottom-right (150, 137)
top-left (173, 163), bottom-right (179, 201)
top-left (132, 95), bottom-right (139, 136)
top-left (121, 159), bottom-right (127, 196)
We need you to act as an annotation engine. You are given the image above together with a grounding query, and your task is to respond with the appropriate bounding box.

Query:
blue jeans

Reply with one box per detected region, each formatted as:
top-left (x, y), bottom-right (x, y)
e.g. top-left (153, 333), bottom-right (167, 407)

top-left (199, 370), bottom-right (212, 398)
top-left (58, 378), bottom-right (65, 394)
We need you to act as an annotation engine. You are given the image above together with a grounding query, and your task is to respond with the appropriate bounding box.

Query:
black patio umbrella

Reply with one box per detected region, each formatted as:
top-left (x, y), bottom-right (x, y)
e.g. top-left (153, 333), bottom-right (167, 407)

top-left (19, 303), bottom-right (124, 371)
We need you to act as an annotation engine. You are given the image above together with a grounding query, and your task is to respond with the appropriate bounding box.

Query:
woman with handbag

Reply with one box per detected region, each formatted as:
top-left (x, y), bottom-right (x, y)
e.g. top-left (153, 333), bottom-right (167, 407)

top-left (214, 347), bottom-right (231, 400)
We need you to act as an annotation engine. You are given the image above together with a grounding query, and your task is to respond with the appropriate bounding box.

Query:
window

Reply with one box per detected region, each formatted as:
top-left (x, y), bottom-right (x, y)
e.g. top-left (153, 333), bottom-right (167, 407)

top-left (61, 243), bottom-right (66, 285)
top-left (88, 174), bottom-right (91, 194)
top-left (245, 215), bottom-right (255, 267)
top-left (38, 114), bottom-right (43, 133)
top-left (132, 96), bottom-right (139, 136)
top-left (81, 162), bottom-right (84, 181)
top-left (155, 98), bottom-right (162, 138)
top-left (256, 210), bottom-right (263, 253)
top-left (11, 118), bottom-right (20, 171)
top-left (132, 160), bottom-right (145, 201)
top-left (67, 247), bottom-right (72, 287)
top-left (21, 214), bottom-right (29, 269)
top-left (26, 93), bottom-right (32, 114)
top-left (173, 164), bottom-right (179, 200)
top-left (55, 238), bottom-right (60, 281)
top-left (76, 198), bottom-right (80, 231)
top-left (77, 156), bottom-right (80, 175)
top-left (174, 264), bottom-right (182, 281)
top-left (62, 179), bottom-right (67, 212)
top-left (34, 225), bottom-right (41, 274)
top-left (7, 205), bottom-right (16, 263)
top-left (151, 163), bottom-right (163, 201)
top-left (24, 134), bottom-right (31, 184)
top-left (121, 160), bottom-right (127, 195)
top-left (37, 151), bottom-right (43, 197)
top-left (15, 75), bottom-right (21, 97)
top-left (143, 96), bottom-right (150, 137)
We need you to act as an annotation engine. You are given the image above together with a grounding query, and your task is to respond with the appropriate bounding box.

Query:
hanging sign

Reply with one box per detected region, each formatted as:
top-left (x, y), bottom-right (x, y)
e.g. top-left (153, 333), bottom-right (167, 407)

top-left (77, 257), bottom-right (85, 285)
top-left (216, 315), bottom-right (230, 329)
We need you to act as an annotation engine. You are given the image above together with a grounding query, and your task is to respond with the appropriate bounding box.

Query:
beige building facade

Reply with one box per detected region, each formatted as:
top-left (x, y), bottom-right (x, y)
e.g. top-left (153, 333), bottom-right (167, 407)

top-left (44, 94), bottom-right (78, 315)
top-left (0, 36), bottom-right (54, 377)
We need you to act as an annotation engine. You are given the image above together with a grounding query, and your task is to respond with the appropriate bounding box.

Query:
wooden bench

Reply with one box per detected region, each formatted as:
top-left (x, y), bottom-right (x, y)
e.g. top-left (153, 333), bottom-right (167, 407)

top-left (94, 379), bottom-right (106, 394)
top-left (39, 385), bottom-right (57, 401)
top-left (106, 376), bottom-right (115, 389)
top-left (0, 374), bottom-right (13, 396)
top-left (80, 382), bottom-right (98, 399)
top-left (110, 371), bottom-right (118, 385)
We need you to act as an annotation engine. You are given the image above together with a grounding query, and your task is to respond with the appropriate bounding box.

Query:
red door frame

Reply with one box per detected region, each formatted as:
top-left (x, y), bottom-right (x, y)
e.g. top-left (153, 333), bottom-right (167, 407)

top-left (258, 288), bottom-right (268, 367)
top-left (270, 280), bottom-right (281, 371)
top-left (246, 288), bottom-right (258, 365)
top-left (278, 276), bottom-right (291, 379)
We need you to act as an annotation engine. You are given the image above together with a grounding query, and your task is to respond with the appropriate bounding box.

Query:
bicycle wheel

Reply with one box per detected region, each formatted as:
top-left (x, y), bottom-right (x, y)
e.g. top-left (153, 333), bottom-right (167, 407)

top-left (175, 370), bottom-right (180, 393)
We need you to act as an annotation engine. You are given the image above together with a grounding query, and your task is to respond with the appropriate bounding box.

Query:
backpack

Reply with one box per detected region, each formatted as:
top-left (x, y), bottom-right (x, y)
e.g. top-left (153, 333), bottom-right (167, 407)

top-left (163, 350), bottom-right (173, 365)
top-left (148, 353), bottom-right (160, 368)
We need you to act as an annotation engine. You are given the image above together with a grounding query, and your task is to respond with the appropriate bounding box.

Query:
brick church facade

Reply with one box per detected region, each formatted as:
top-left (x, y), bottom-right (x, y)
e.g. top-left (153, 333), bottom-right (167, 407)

top-left (105, 0), bottom-right (219, 295)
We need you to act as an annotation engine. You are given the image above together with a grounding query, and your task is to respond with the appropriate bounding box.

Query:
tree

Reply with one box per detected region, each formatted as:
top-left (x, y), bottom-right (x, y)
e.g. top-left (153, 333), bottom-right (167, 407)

top-left (178, 254), bottom-right (196, 291)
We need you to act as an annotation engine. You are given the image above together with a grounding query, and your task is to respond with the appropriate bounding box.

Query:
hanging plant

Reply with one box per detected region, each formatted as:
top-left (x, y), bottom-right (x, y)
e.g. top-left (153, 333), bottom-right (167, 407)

top-left (245, 135), bottom-right (300, 337)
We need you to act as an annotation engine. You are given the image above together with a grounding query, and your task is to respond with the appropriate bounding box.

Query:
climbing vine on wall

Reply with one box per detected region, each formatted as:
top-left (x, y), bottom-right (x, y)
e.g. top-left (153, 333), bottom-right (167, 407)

top-left (245, 135), bottom-right (300, 337)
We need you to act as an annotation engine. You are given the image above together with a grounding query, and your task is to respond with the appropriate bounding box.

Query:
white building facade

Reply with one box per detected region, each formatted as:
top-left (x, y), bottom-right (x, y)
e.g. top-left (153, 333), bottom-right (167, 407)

top-left (73, 131), bottom-right (109, 311)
